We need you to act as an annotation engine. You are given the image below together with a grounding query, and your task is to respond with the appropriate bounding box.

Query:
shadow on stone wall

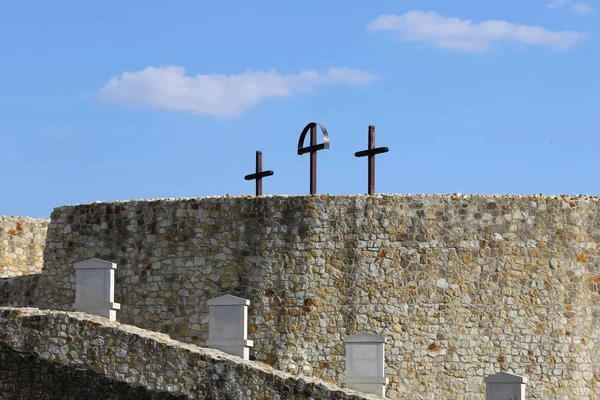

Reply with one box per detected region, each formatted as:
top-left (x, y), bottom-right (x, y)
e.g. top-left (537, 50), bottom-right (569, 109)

top-left (0, 274), bottom-right (38, 306)
top-left (0, 308), bottom-right (373, 400)
top-left (0, 342), bottom-right (188, 400)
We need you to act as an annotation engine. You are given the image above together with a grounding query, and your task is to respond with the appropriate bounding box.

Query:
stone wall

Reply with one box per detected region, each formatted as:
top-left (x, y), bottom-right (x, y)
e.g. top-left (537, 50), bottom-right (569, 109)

top-left (29, 194), bottom-right (600, 399)
top-left (0, 216), bottom-right (49, 278)
top-left (0, 307), bottom-right (372, 400)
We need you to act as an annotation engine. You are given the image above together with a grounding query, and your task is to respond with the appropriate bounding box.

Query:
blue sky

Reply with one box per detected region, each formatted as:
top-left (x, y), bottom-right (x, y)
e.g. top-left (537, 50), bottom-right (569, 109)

top-left (1, 0), bottom-right (599, 218)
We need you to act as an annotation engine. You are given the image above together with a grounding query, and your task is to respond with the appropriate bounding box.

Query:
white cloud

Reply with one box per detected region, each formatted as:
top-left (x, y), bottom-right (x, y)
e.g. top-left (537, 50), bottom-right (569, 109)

top-left (548, 0), bottom-right (595, 14)
top-left (366, 10), bottom-right (584, 52)
top-left (98, 66), bottom-right (377, 117)
top-left (548, 0), bottom-right (570, 8)
top-left (572, 2), bottom-right (595, 14)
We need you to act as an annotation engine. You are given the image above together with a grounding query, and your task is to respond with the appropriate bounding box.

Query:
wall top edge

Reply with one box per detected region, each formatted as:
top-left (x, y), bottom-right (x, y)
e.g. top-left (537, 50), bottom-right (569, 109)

top-left (0, 215), bottom-right (50, 222)
top-left (44, 193), bottom-right (600, 212)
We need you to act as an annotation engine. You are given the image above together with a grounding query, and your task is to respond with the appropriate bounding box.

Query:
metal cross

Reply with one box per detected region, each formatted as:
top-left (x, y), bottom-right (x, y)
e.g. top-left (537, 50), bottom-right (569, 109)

top-left (297, 122), bottom-right (330, 195)
top-left (244, 150), bottom-right (274, 196)
top-left (354, 125), bottom-right (389, 195)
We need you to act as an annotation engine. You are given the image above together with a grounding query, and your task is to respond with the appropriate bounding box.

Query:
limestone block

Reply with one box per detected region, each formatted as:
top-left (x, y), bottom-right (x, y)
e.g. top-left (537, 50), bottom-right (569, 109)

top-left (484, 372), bottom-right (527, 400)
top-left (73, 258), bottom-right (120, 321)
top-left (344, 332), bottom-right (388, 397)
top-left (205, 294), bottom-right (253, 359)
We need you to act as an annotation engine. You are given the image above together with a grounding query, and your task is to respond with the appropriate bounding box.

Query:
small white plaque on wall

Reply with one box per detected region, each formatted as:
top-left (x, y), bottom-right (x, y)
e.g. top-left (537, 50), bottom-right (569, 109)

top-left (344, 332), bottom-right (388, 397)
top-left (73, 258), bottom-right (120, 321)
top-left (206, 294), bottom-right (253, 359)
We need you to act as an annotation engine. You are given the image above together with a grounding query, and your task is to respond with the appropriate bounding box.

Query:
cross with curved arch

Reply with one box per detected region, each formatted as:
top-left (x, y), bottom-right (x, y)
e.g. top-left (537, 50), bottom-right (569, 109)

top-left (297, 122), bottom-right (330, 195)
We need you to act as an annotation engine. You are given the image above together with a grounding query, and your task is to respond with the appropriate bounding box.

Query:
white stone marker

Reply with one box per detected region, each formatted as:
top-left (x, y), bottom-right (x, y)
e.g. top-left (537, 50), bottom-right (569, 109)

top-left (72, 258), bottom-right (120, 321)
top-left (484, 372), bottom-right (527, 400)
top-left (206, 294), bottom-right (253, 359)
top-left (344, 332), bottom-right (388, 397)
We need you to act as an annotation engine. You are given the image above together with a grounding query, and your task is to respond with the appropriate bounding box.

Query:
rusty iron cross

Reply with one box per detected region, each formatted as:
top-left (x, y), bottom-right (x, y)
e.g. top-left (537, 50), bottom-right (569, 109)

top-left (297, 122), bottom-right (330, 195)
top-left (354, 125), bottom-right (389, 195)
top-left (244, 151), bottom-right (274, 196)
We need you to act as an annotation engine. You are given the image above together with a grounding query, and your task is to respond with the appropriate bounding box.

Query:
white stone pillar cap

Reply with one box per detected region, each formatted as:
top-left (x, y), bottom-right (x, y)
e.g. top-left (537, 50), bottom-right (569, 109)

top-left (206, 339), bottom-right (254, 346)
top-left (344, 332), bottom-right (387, 344)
top-left (74, 302), bottom-right (121, 310)
top-left (346, 377), bottom-right (389, 384)
top-left (74, 258), bottom-right (117, 270)
top-left (207, 294), bottom-right (250, 306)
top-left (484, 372), bottom-right (528, 384)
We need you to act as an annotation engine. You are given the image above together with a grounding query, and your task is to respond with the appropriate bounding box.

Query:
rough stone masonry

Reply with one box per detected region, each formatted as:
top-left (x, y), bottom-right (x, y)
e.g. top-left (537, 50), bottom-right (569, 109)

top-left (0, 307), bottom-right (373, 400)
top-left (3, 194), bottom-right (600, 399)
top-left (0, 216), bottom-right (48, 278)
